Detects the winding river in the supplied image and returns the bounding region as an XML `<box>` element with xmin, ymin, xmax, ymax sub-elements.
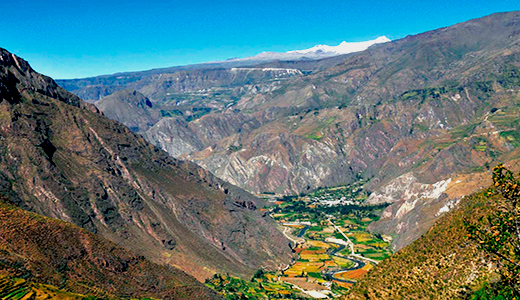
<box><xmin>325</xmin><ymin>242</ymin><xmax>366</xmax><ymax>284</ymax></box>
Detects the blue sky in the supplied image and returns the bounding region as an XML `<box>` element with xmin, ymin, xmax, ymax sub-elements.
<box><xmin>1</xmin><ymin>0</ymin><xmax>518</xmax><ymax>79</ymax></box>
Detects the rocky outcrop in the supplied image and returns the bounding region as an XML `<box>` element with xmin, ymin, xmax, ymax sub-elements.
<box><xmin>96</xmin><ymin>89</ymin><xmax>161</xmax><ymax>132</ymax></box>
<box><xmin>366</xmin><ymin>173</ymin><xmax>453</xmax><ymax>250</ymax></box>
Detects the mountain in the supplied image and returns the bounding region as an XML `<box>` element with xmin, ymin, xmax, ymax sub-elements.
<box><xmin>56</xmin><ymin>11</ymin><xmax>520</xmax><ymax>254</ymax></box>
<box><xmin>140</xmin><ymin>11</ymin><xmax>520</xmax><ymax>251</ymax></box>
<box><xmin>229</xmin><ymin>36</ymin><xmax>391</xmax><ymax>61</ymax></box>
<box><xmin>344</xmin><ymin>181</ymin><xmax>513</xmax><ymax>299</ymax></box>
<box><xmin>0</xmin><ymin>198</ymin><xmax>222</xmax><ymax>299</ymax></box>
<box><xmin>0</xmin><ymin>47</ymin><xmax>292</xmax><ymax>281</ymax></box>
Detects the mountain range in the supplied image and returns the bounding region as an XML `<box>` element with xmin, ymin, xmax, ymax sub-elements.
<box><xmin>56</xmin><ymin>37</ymin><xmax>390</xmax><ymax>102</ymax></box>
<box><xmin>0</xmin><ymin>47</ymin><xmax>292</xmax><ymax>291</ymax></box>
<box><xmin>57</xmin><ymin>11</ymin><xmax>520</xmax><ymax>253</ymax></box>
<box><xmin>2</xmin><ymin>9</ymin><xmax>520</xmax><ymax>300</ymax></box>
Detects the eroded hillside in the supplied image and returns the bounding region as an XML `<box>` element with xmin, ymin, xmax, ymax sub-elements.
<box><xmin>0</xmin><ymin>199</ymin><xmax>222</xmax><ymax>299</ymax></box>
<box><xmin>0</xmin><ymin>48</ymin><xmax>292</xmax><ymax>281</ymax></box>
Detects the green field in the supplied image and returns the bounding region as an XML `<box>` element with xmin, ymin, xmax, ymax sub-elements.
<box><xmin>209</xmin><ymin>182</ymin><xmax>393</xmax><ymax>298</ymax></box>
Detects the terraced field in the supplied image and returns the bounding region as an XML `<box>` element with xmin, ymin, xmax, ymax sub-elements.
<box><xmin>208</xmin><ymin>183</ymin><xmax>392</xmax><ymax>298</ymax></box>
<box><xmin>0</xmin><ymin>278</ymin><xmax>34</xmax><ymax>300</ymax></box>
<box><xmin>270</xmin><ymin>184</ymin><xmax>392</xmax><ymax>295</ymax></box>
<box><xmin>205</xmin><ymin>273</ymin><xmax>307</xmax><ymax>299</ymax></box>
<box><xmin>333</xmin><ymin>264</ymin><xmax>373</xmax><ymax>281</ymax></box>
<box><xmin>0</xmin><ymin>276</ymin><xmax>84</xmax><ymax>300</ymax></box>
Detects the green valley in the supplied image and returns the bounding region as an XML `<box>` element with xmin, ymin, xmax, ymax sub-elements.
<box><xmin>2</xmin><ymin>6</ymin><xmax>520</xmax><ymax>300</ymax></box>
<box><xmin>208</xmin><ymin>182</ymin><xmax>393</xmax><ymax>299</ymax></box>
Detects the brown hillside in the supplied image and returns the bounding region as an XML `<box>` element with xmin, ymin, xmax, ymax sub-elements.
<box><xmin>0</xmin><ymin>48</ymin><xmax>292</xmax><ymax>280</ymax></box>
<box><xmin>344</xmin><ymin>190</ymin><xmax>501</xmax><ymax>299</ymax></box>
<box><xmin>0</xmin><ymin>200</ymin><xmax>222</xmax><ymax>299</ymax></box>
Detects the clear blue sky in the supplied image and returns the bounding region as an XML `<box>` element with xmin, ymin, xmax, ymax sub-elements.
<box><xmin>1</xmin><ymin>0</ymin><xmax>518</xmax><ymax>79</ymax></box>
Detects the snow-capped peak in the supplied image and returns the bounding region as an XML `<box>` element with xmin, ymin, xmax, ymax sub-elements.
<box><xmin>223</xmin><ymin>36</ymin><xmax>391</xmax><ymax>63</ymax></box>
<box><xmin>287</xmin><ymin>36</ymin><xmax>391</xmax><ymax>55</ymax></box>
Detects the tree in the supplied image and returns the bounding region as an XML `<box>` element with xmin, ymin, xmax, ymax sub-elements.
<box><xmin>465</xmin><ymin>164</ymin><xmax>520</xmax><ymax>297</ymax></box>
<box><xmin>252</xmin><ymin>268</ymin><xmax>265</xmax><ymax>281</ymax></box>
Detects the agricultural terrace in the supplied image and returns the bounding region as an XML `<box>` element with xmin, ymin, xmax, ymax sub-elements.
<box><xmin>271</xmin><ymin>181</ymin><xmax>393</xmax><ymax>294</ymax></box>
<box><xmin>207</xmin><ymin>182</ymin><xmax>393</xmax><ymax>299</ymax></box>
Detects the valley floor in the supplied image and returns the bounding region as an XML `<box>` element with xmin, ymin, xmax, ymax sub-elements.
<box><xmin>208</xmin><ymin>182</ymin><xmax>393</xmax><ymax>299</ymax></box>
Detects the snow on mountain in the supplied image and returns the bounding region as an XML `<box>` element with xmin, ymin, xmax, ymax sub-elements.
<box><xmin>230</xmin><ymin>36</ymin><xmax>391</xmax><ymax>62</ymax></box>
<box><xmin>288</xmin><ymin>36</ymin><xmax>391</xmax><ymax>55</ymax></box>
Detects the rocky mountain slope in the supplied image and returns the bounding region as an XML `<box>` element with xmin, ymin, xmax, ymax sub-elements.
<box><xmin>57</xmin><ymin>12</ymin><xmax>520</xmax><ymax>253</ymax></box>
<box><xmin>0</xmin><ymin>48</ymin><xmax>292</xmax><ymax>281</ymax></box>
<box><xmin>0</xmin><ymin>198</ymin><xmax>222</xmax><ymax>299</ymax></box>
<box><xmin>143</xmin><ymin>11</ymin><xmax>520</xmax><ymax>251</ymax></box>
<box><xmin>344</xmin><ymin>186</ymin><xmax>505</xmax><ymax>299</ymax></box>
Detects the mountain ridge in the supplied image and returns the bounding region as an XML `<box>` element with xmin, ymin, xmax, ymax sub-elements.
<box><xmin>0</xmin><ymin>47</ymin><xmax>293</xmax><ymax>281</ymax></box>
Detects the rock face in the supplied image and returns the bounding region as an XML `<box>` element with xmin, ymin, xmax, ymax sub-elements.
<box><xmin>366</xmin><ymin>173</ymin><xmax>452</xmax><ymax>206</ymax></box>
<box><xmin>0</xmin><ymin>200</ymin><xmax>223</xmax><ymax>299</ymax></box>
<box><xmin>366</xmin><ymin>173</ymin><xmax>453</xmax><ymax>250</ymax></box>
<box><xmin>0</xmin><ymin>48</ymin><xmax>292</xmax><ymax>281</ymax></box>
<box><xmin>96</xmin><ymin>89</ymin><xmax>160</xmax><ymax>132</ymax></box>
